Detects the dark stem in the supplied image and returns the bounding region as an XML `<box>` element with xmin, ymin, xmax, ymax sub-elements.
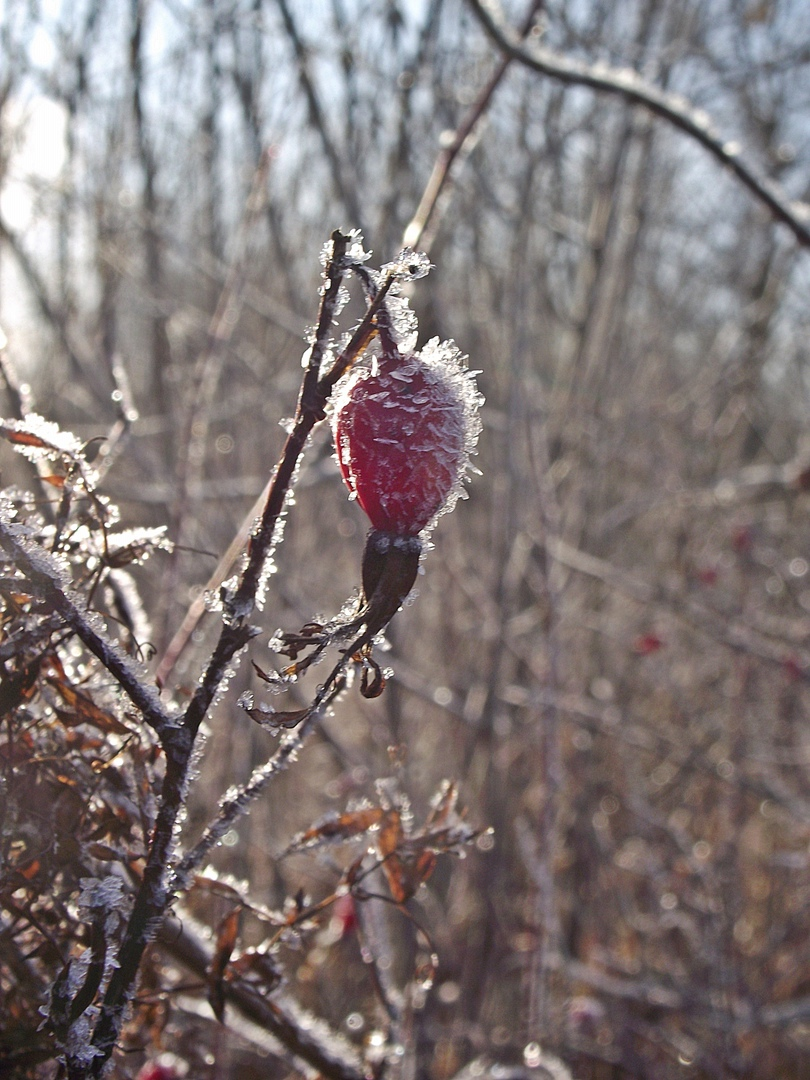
<box><xmin>84</xmin><ymin>737</ymin><xmax>190</xmax><ymax>1075</ymax></box>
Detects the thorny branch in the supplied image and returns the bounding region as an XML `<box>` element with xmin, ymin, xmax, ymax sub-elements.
<box><xmin>467</xmin><ymin>0</ymin><xmax>810</xmax><ymax>250</ymax></box>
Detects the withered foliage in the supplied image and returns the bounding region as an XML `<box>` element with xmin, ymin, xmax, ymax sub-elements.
<box><xmin>0</xmin><ymin>426</ymin><xmax>164</xmax><ymax>1073</ymax></box>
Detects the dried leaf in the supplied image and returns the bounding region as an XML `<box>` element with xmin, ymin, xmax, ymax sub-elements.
<box><xmin>382</xmin><ymin>848</ymin><xmax>437</xmax><ymax>904</ymax></box>
<box><xmin>360</xmin><ymin>655</ymin><xmax>386</xmax><ymax>698</ymax></box>
<box><xmin>47</xmin><ymin>677</ymin><xmax>131</xmax><ymax>735</ymax></box>
<box><xmin>243</xmin><ymin>703</ymin><xmax>312</xmax><ymax>730</ymax></box>
<box><xmin>0</xmin><ymin>426</ymin><xmax>55</xmax><ymax>450</ymax></box>
<box><xmin>229</xmin><ymin>948</ymin><xmax>281</xmax><ymax>991</ymax></box>
<box><xmin>376</xmin><ymin>809</ymin><xmax>403</xmax><ymax>859</ymax></box>
<box><xmin>17</xmin><ymin>858</ymin><xmax>41</xmax><ymax>881</ymax></box>
<box><xmin>426</xmin><ymin>780</ymin><xmax>460</xmax><ymax>828</ymax></box>
<box><xmin>0</xmin><ymin>415</ymin><xmax>83</xmax><ymax>461</ymax></box>
<box><xmin>193</xmin><ymin>875</ymin><xmax>247</xmax><ymax>904</ymax></box>
<box><xmin>252</xmin><ymin>660</ymin><xmax>279</xmax><ymax>684</ymax></box>
<box><xmin>86</xmin><ymin>842</ymin><xmax>122</xmax><ymax>862</ymax></box>
<box><xmin>0</xmin><ymin>659</ymin><xmax>41</xmax><ymax>716</ymax></box>
<box><xmin>283</xmin><ymin>806</ymin><xmax>387</xmax><ymax>856</ymax></box>
<box><xmin>104</xmin><ymin>543</ymin><xmax>152</xmax><ymax>569</ymax></box>
<box><xmin>207</xmin><ymin>907</ymin><xmax>241</xmax><ymax>1023</ymax></box>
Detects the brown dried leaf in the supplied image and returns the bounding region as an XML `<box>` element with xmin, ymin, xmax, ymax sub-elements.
<box><xmin>207</xmin><ymin>907</ymin><xmax>241</xmax><ymax>1023</ymax></box>
<box><xmin>382</xmin><ymin>848</ymin><xmax>437</xmax><ymax>904</ymax></box>
<box><xmin>193</xmin><ymin>875</ymin><xmax>248</xmax><ymax>903</ymax></box>
<box><xmin>229</xmin><ymin>948</ymin><xmax>281</xmax><ymax>992</ymax></box>
<box><xmin>243</xmin><ymin>703</ymin><xmax>312</xmax><ymax>730</ymax></box>
<box><xmin>86</xmin><ymin>842</ymin><xmax>122</xmax><ymax>862</ymax></box>
<box><xmin>376</xmin><ymin>809</ymin><xmax>403</xmax><ymax>859</ymax></box>
<box><xmin>0</xmin><ymin>426</ymin><xmax>55</xmax><ymax>450</ymax></box>
<box><xmin>284</xmin><ymin>806</ymin><xmax>387</xmax><ymax>856</ymax></box>
<box><xmin>47</xmin><ymin>677</ymin><xmax>132</xmax><ymax>735</ymax></box>
<box><xmin>251</xmin><ymin>661</ymin><xmax>279</xmax><ymax>684</ymax></box>
<box><xmin>104</xmin><ymin>543</ymin><xmax>151</xmax><ymax>569</ymax></box>
<box><xmin>360</xmin><ymin>656</ymin><xmax>386</xmax><ymax>698</ymax></box>
<box><xmin>0</xmin><ymin>660</ymin><xmax>41</xmax><ymax>716</ymax></box>
<box><xmin>425</xmin><ymin>780</ymin><xmax>459</xmax><ymax>828</ymax></box>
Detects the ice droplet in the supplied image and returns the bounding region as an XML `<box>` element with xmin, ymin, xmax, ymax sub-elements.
<box><xmin>524</xmin><ymin>1042</ymin><xmax>543</xmax><ymax>1068</ymax></box>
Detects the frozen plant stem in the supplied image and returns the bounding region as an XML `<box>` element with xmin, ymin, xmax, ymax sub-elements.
<box><xmin>49</xmin><ymin>231</ymin><xmax>392</xmax><ymax>1078</ymax></box>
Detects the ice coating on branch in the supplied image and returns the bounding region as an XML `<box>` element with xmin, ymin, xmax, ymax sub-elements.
<box><xmin>106</xmin><ymin>526</ymin><xmax>172</xmax><ymax>562</ymax></box>
<box><xmin>0</xmin><ymin>514</ymin><xmax>73</xmax><ymax>588</ymax></box>
<box><xmin>382</xmin><ymin>295</ymin><xmax>419</xmax><ymax>354</ymax></box>
<box><xmin>332</xmin><ymin>337</ymin><xmax>483</xmax><ymax>537</ymax></box>
<box><xmin>381</xmin><ymin>248</ymin><xmax>432</xmax><ymax>282</ymax></box>
<box><xmin>77</xmin><ymin>875</ymin><xmax>125</xmax><ymax>912</ymax></box>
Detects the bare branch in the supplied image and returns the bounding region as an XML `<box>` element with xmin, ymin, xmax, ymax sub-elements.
<box><xmin>466</xmin><ymin>0</ymin><xmax>810</xmax><ymax>249</ymax></box>
<box><xmin>403</xmin><ymin>0</ymin><xmax>546</xmax><ymax>252</ymax></box>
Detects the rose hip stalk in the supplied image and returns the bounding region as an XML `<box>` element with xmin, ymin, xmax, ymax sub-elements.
<box><xmin>333</xmin><ymin>337</ymin><xmax>482</xmax><ymax>636</ymax></box>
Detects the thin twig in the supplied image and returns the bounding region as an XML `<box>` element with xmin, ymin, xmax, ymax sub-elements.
<box><xmin>71</xmin><ymin>234</ymin><xmax>395</xmax><ymax>1076</ymax></box>
<box><xmin>161</xmin><ymin>148</ymin><xmax>272</xmax><ymax>640</ymax></box>
<box><xmin>156</xmin><ymin>258</ymin><xmax>393</xmax><ymax>689</ymax></box>
<box><xmin>274</xmin><ymin>0</ymin><xmax>365</xmax><ymax>231</ymax></box>
<box><xmin>403</xmin><ymin>0</ymin><xmax>546</xmax><ymax>252</ymax></box>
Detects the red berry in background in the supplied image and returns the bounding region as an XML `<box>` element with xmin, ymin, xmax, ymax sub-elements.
<box><xmin>633</xmin><ymin>632</ymin><xmax>664</xmax><ymax>655</ymax></box>
<box><xmin>697</xmin><ymin>566</ymin><xmax>718</xmax><ymax>586</ymax></box>
<box><xmin>732</xmin><ymin>525</ymin><xmax>753</xmax><ymax>553</ymax></box>
<box><xmin>332</xmin><ymin>338</ymin><xmax>482</xmax><ymax>634</ymax></box>
<box><xmin>331</xmin><ymin>892</ymin><xmax>358</xmax><ymax>939</ymax></box>
<box><xmin>783</xmin><ymin>656</ymin><xmax>805</xmax><ymax>682</ymax></box>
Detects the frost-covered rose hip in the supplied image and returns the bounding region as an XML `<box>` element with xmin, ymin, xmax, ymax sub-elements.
<box><xmin>333</xmin><ymin>340</ymin><xmax>480</xmax><ymax>536</ymax></box>
<box><xmin>332</xmin><ymin>339</ymin><xmax>482</xmax><ymax>633</ymax></box>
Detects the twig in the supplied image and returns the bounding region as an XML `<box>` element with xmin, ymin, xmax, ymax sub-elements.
<box><xmin>156</xmin><ymin>250</ymin><xmax>393</xmax><ymax>689</ymax></box>
<box><xmin>0</xmin><ymin>324</ymin><xmax>33</xmax><ymax>420</ymax></box>
<box><xmin>403</xmin><ymin>0</ymin><xmax>546</xmax><ymax>252</ymax></box>
<box><xmin>161</xmin><ymin>148</ymin><xmax>272</xmax><ymax>642</ymax></box>
<box><xmin>173</xmin><ymin>692</ymin><xmax>327</xmax><ymax>891</ymax></box>
<box><xmin>524</xmin><ymin>354</ymin><xmax>565</xmax><ymax>1043</ymax></box>
<box><xmin>0</xmin><ymin>326</ymin><xmax>55</xmax><ymax>519</ymax></box>
<box><xmin>466</xmin><ymin>0</ymin><xmax>810</xmax><ymax>249</ymax></box>
<box><xmin>0</xmin><ymin>219</ymin><xmax>108</xmax><ymax>401</ymax></box>
<box><xmin>154</xmin><ymin>476</ymin><xmax>272</xmax><ymax>687</ymax></box>
<box><xmin>274</xmin><ymin>0</ymin><xmax>365</xmax><ymax>231</ymax></box>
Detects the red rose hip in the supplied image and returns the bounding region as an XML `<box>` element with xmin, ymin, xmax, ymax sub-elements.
<box><xmin>334</xmin><ymin>351</ymin><xmax>468</xmax><ymax>535</ymax></box>
<box><xmin>332</xmin><ymin>339</ymin><xmax>481</xmax><ymax>633</ymax></box>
